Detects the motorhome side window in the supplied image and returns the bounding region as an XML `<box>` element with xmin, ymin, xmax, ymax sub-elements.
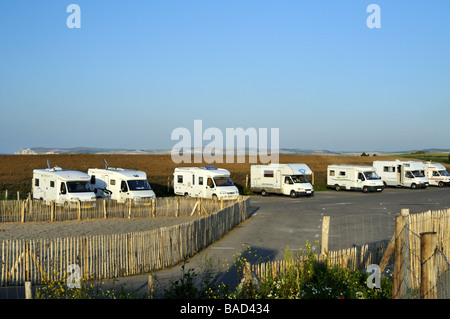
<box><xmin>207</xmin><ymin>178</ymin><xmax>213</xmax><ymax>188</ymax></box>
<box><xmin>110</xmin><ymin>179</ymin><xmax>116</xmax><ymax>185</ymax></box>
<box><xmin>50</xmin><ymin>181</ymin><xmax>55</xmax><ymax>188</ymax></box>
<box><xmin>329</xmin><ymin>170</ymin><xmax>335</xmax><ymax>176</ymax></box>
<box><xmin>177</xmin><ymin>175</ymin><xmax>183</xmax><ymax>183</ymax></box>
<box><xmin>358</xmin><ymin>173</ymin><xmax>365</xmax><ymax>180</ymax></box>
<box><xmin>60</xmin><ymin>183</ymin><xmax>66</xmax><ymax>194</ymax></box>
<box><xmin>384</xmin><ymin>166</ymin><xmax>395</xmax><ymax>172</ymax></box>
<box><xmin>264</xmin><ymin>170</ymin><xmax>274</xmax><ymax>178</ymax></box>
<box><xmin>339</xmin><ymin>171</ymin><xmax>345</xmax><ymax>176</ymax></box>
<box><xmin>199</xmin><ymin>177</ymin><xmax>203</xmax><ymax>185</ymax></box>
<box><xmin>35</xmin><ymin>178</ymin><xmax>39</xmax><ymax>187</ymax></box>
<box><xmin>90</xmin><ymin>175</ymin><xmax>96</xmax><ymax>184</ymax></box>
<box><xmin>121</xmin><ymin>181</ymin><xmax>128</xmax><ymax>192</ymax></box>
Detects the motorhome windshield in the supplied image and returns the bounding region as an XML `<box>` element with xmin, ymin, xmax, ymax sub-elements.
<box><xmin>438</xmin><ymin>170</ymin><xmax>450</xmax><ymax>176</ymax></box>
<box><xmin>411</xmin><ymin>170</ymin><xmax>425</xmax><ymax>177</ymax></box>
<box><xmin>364</xmin><ymin>171</ymin><xmax>381</xmax><ymax>180</ymax></box>
<box><xmin>127</xmin><ymin>180</ymin><xmax>152</xmax><ymax>191</ymax></box>
<box><xmin>213</xmin><ymin>177</ymin><xmax>234</xmax><ymax>187</ymax></box>
<box><xmin>291</xmin><ymin>175</ymin><xmax>309</xmax><ymax>183</ymax></box>
<box><xmin>67</xmin><ymin>181</ymin><xmax>92</xmax><ymax>193</ymax></box>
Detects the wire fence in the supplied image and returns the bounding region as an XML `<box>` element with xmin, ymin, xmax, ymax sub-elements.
<box><xmin>251</xmin><ymin>208</ymin><xmax>450</xmax><ymax>299</ymax></box>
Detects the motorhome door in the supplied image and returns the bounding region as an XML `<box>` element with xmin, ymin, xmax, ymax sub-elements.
<box><xmin>397</xmin><ymin>165</ymin><xmax>403</xmax><ymax>185</ymax></box>
<box><xmin>275</xmin><ymin>170</ymin><xmax>281</xmax><ymax>189</ymax></box>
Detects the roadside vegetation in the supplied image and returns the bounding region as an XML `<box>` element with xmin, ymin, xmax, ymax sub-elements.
<box><xmin>34</xmin><ymin>242</ymin><xmax>392</xmax><ymax>299</ymax></box>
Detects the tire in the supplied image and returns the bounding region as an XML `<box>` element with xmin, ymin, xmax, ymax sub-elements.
<box><xmin>363</xmin><ymin>186</ymin><xmax>369</xmax><ymax>193</ymax></box>
<box><xmin>261</xmin><ymin>190</ymin><xmax>267</xmax><ymax>197</ymax></box>
<box><xmin>438</xmin><ymin>181</ymin><xmax>444</xmax><ymax>187</ymax></box>
<box><xmin>290</xmin><ymin>190</ymin><xmax>297</xmax><ymax>198</ymax></box>
<box><xmin>411</xmin><ymin>183</ymin><xmax>417</xmax><ymax>189</ymax></box>
<box><xmin>334</xmin><ymin>184</ymin><xmax>341</xmax><ymax>191</ymax></box>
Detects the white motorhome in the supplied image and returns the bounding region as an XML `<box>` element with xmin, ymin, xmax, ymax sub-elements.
<box><xmin>423</xmin><ymin>162</ymin><xmax>450</xmax><ymax>187</ymax></box>
<box><xmin>173</xmin><ymin>166</ymin><xmax>239</xmax><ymax>200</ymax></box>
<box><xmin>88</xmin><ymin>163</ymin><xmax>156</xmax><ymax>203</ymax></box>
<box><xmin>373</xmin><ymin>160</ymin><xmax>429</xmax><ymax>189</ymax></box>
<box><xmin>32</xmin><ymin>163</ymin><xmax>96</xmax><ymax>205</ymax></box>
<box><xmin>250</xmin><ymin>163</ymin><xmax>314</xmax><ymax>198</ymax></box>
<box><xmin>327</xmin><ymin>165</ymin><xmax>384</xmax><ymax>193</ymax></box>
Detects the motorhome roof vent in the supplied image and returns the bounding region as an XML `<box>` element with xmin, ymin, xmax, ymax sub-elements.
<box><xmin>203</xmin><ymin>165</ymin><xmax>217</xmax><ymax>170</ymax></box>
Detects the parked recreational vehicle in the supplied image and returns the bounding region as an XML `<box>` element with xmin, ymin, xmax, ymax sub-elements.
<box><xmin>327</xmin><ymin>165</ymin><xmax>384</xmax><ymax>193</ymax></box>
<box><xmin>423</xmin><ymin>162</ymin><xmax>450</xmax><ymax>187</ymax></box>
<box><xmin>173</xmin><ymin>166</ymin><xmax>239</xmax><ymax>200</ymax></box>
<box><xmin>373</xmin><ymin>160</ymin><xmax>429</xmax><ymax>189</ymax></box>
<box><xmin>88</xmin><ymin>162</ymin><xmax>155</xmax><ymax>203</ymax></box>
<box><xmin>32</xmin><ymin>162</ymin><xmax>96</xmax><ymax>205</ymax></box>
<box><xmin>250</xmin><ymin>163</ymin><xmax>314</xmax><ymax>198</ymax></box>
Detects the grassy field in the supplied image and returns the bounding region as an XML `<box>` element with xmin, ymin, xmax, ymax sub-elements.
<box><xmin>1</xmin><ymin>154</ymin><xmax>448</xmax><ymax>199</ymax></box>
<box><xmin>393</xmin><ymin>152</ymin><xmax>450</xmax><ymax>164</ymax></box>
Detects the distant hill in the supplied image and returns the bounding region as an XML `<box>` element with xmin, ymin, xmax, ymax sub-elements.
<box><xmin>13</xmin><ymin>146</ymin><xmax>449</xmax><ymax>156</ymax></box>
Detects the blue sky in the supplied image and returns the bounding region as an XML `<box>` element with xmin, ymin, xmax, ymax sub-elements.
<box><xmin>1</xmin><ymin>1</ymin><xmax>449</xmax><ymax>154</ymax></box>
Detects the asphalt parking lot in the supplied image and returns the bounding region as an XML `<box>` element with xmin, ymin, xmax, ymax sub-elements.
<box><xmin>106</xmin><ymin>186</ymin><xmax>450</xmax><ymax>295</ymax></box>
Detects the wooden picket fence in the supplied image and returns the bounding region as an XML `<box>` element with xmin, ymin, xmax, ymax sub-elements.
<box><xmin>0</xmin><ymin>196</ymin><xmax>235</xmax><ymax>223</ymax></box>
<box><xmin>0</xmin><ymin>197</ymin><xmax>250</xmax><ymax>286</ymax></box>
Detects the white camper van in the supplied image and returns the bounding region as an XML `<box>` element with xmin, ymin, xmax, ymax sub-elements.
<box><xmin>423</xmin><ymin>162</ymin><xmax>450</xmax><ymax>187</ymax></box>
<box><xmin>373</xmin><ymin>160</ymin><xmax>429</xmax><ymax>189</ymax></box>
<box><xmin>173</xmin><ymin>166</ymin><xmax>239</xmax><ymax>200</ymax></box>
<box><xmin>327</xmin><ymin>165</ymin><xmax>384</xmax><ymax>193</ymax></box>
<box><xmin>250</xmin><ymin>163</ymin><xmax>314</xmax><ymax>198</ymax></box>
<box><xmin>88</xmin><ymin>163</ymin><xmax>155</xmax><ymax>203</ymax></box>
<box><xmin>32</xmin><ymin>163</ymin><xmax>96</xmax><ymax>205</ymax></box>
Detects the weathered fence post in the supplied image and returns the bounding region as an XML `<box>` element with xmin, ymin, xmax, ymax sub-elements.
<box><xmin>176</xmin><ymin>197</ymin><xmax>180</xmax><ymax>217</ymax></box>
<box><xmin>128</xmin><ymin>199</ymin><xmax>132</xmax><ymax>219</ymax></box>
<box><xmin>50</xmin><ymin>200</ymin><xmax>55</xmax><ymax>222</ymax></box>
<box><xmin>148</xmin><ymin>274</ymin><xmax>154</xmax><ymax>299</ymax></box>
<box><xmin>21</xmin><ymin>200</ymin><xmax>25</xmax><ymax>223</ymax></box>
<box><xmin>77</xmin><ymin>200</ymin><xmax>81</xmax><ymax>220</ymax></box>
<box><xmin>152</xmin><ymin>198</ymin><xmax>156</xmax><ymax>217</ymax></box>
<box><xmin>420</xmin><ymin>232</ymin><xmax>437</xmax><ymax>299</ymax></box>
<box><xmin>320</xmin><ymin>216</ymin><xmax>330</xmax><ymax>262</ymax></box>
<box><xmin>103</xmin><ymin>199</ymin><xmax>107</xmax><ymax>219</ymax></box>
<box><xmin>25</xmin><ymin>281</ymin><xmax>33</xmax><ymax>299</ymax></box>
<box><xmin>393</xmin><ymin>214</ymin><xmax>408</xmax><ymax>299</ymax></box>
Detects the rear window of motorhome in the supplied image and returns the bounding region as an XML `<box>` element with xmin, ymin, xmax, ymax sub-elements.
<box><xmin>90</xmin><ymin>176</ymin><xmax>96</xmax><ymax>184</ymax></box>
<box><xmin>178</xmin><ymin>175</ymin><xmax>183</xmax><ymax>183</ymax></box>
<box><xmin>35</xmin><ymin>179</ymin><xmax>39</xmax><ymax>187</ymax></box>
<box><xmin>199</xmin><ymin>177</ymin><xmax>203</xmax><ymax>185</ymax></box>
<box><xmin>264</xmin><ymin>170</ymin><xmax>274</xmax><ymax>177</ymax></box>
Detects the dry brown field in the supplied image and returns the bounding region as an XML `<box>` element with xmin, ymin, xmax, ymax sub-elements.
<box><xmin>0</xmin><ymin>154</ymin><xmax>417</xmax><ymax>198</ymax></box>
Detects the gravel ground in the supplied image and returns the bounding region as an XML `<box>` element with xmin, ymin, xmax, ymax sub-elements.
<box><xmin>0</xmin><ymin>216</ymin><xmax>201</xmax><ymax>240</ymax></box>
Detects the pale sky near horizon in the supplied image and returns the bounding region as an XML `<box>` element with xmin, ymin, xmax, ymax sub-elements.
<box><xmin>1</xmin><ymin>1</ymin><xmax>449</xmax><ymax>154</ymax></box>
